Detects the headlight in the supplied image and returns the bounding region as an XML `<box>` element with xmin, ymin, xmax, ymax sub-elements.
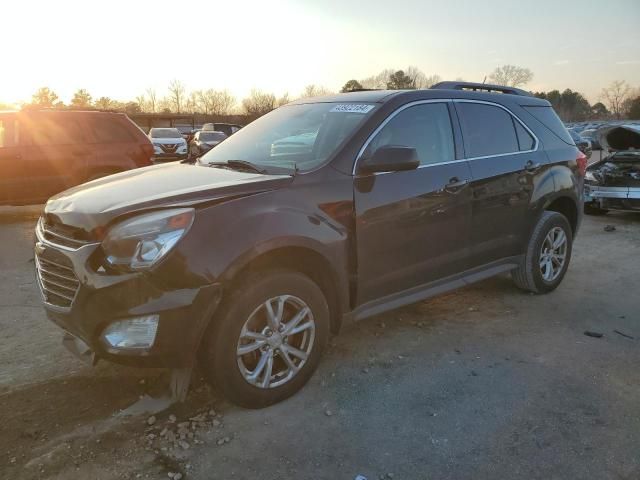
<box><xmin>102</xmin><ymin>208</ymin><xmax>194</xmax><ymax>271</ymax></box>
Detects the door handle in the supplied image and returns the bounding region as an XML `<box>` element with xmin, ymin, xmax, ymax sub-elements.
<box><xmin>524</xmin><ymin>160</ymin><xmax>541</xmax><ymax>172</ymax></box>
<box><xmin>444</xmin><ymin>177</ymin><xmax>469</xmax><ymax>193</ymax></box>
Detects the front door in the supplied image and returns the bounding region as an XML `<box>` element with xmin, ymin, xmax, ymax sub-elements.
<box><xmin>354</xmin><ymin>101</ymin><xmax>473</xmax><ymax>305</ymax></box>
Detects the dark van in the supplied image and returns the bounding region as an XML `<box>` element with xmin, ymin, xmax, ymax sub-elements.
<box><xmin>0</xmin><ymin>110</ymin><xmax>153</xmax><ymax>205</ymax></box>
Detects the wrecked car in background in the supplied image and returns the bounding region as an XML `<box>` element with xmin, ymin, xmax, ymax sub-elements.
<box><xmin>584</xmin><ymin>124</ymin><xmax>640</xmax><ymax>214</ymax></box>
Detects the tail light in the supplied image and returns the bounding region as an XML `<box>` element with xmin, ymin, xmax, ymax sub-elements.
<box><xmin>139</xmin><ymin>143</ymin><xmax>155</xmax><ymax>166</ymax></box>
<box><xmin>576</xmin><ymin>150</ymin><xmax>587</xmax><ymax>177</ymax></box>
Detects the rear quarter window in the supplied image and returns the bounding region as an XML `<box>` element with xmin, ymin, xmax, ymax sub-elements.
<box><xmin>28</xmin><ymin>115</ymin><xmax>85</xmax><ymax>146</ymax></box>
<box><xmin>523</xmin><ymin>106</ymin><xmax>573</xmax><ymax>145</ymax></box>
<box><xmin>88</xmin><ymin>116</ymin><xmax>136</xmax><ymax>143</ymax></box>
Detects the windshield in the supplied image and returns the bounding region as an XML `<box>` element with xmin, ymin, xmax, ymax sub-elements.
<box><xmin>150</xmin><ymin>128</ymin><xmax>183</xmax><ymax>139</ymax></box>
<box><xmin>200</xmin><ymin>131</ymin><xmax>227</xmax><ymax>142</ymax></box>
<box><xmin>199</xmin><ymin>102</ymin><xmax>376</xmax><ymax>172</ymax></box>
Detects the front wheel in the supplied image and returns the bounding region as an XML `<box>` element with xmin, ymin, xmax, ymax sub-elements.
<box><xmin>512</xmin><ymin>211</ymin><xmax>573</xmax><ymax>294</ymax></box>
<box><xmin>200</xmin><ymin>270</ymin><xmax>329</xmax><ymax>408</ymax></box>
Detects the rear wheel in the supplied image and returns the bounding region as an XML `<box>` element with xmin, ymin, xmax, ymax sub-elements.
<box><xmin>200</xmin><ymin>270</ymin><xmax>329</xmax><ymax>408</ymax></box>
<box><xmin>512</xmin><ymin>211</ymin><xmax>573</xmax><ymax>294</ymax></box>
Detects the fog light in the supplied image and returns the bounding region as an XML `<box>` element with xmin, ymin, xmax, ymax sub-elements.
<box><xmin>102</xmin><ymin>315</ymin><xmax>159</xmax><ymax>349</ymax></box>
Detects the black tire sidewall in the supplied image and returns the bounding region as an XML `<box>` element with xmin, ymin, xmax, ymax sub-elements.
<box><xmin>203</xmin><ymin>270</ymin><xmax>329</xmax><ymax>408</ymax></box>
<box><xmin>530</xmin><ymin>213</ymin><xmax>573</xmax><ymax>293</ymax></box>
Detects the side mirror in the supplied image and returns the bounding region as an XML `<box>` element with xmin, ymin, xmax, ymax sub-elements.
<box><xmin>358</xmin><ymin>145</ymin><xmax>419</xmax><ymax>174</ymax></box>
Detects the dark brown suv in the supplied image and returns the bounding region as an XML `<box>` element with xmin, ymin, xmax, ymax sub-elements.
<box><xmin>0</xmin><ymin>110</ymin><xmax>153</xmax><ymax>205</ymax></box>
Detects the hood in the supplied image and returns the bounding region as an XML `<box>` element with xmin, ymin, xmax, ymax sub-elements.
<box><xmin>150</xmin><ymin>137</ymin><xmax>186</xmax><ymax>145</ymax></box>
<box><xmin>597</xmin><ymin>124</ymin><xmax>640</xmax><ymax>152</ymax></box>
<box><xmin>45</xmin><ymin>162</ymin><xmax>293</xmax><ymax>232</ymax></box>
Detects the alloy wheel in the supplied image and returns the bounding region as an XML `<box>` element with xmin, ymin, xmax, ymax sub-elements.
<box><xmin>539</xmin><ymin>226</ymin><xmax>568</xmax><ymax>282</ymax></box>
<box><xmin>236</xmin><ymin>295</ymin><xmax>316</xmax><ymax>389</ymax></box>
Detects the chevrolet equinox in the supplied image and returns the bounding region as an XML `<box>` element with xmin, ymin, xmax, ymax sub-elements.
<box><xmin>35</xmin><ymin>82</ymin><xmax>585</xmax><ymax>408</ymax></box>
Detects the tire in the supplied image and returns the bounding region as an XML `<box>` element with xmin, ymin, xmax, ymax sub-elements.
<box><xmin>512</xmin><ymin>211</ymin><xmax>573</xmax><ymax>294</ymax></box>
<box><xmin>584</xmin><ymin>204</ymin><xmax>608</xmax><ymax>216</ymax></box>
<box><xmin>200</xmin><ymin>270</ymin><xmax>330</xmax><ymax>408</ymax></box>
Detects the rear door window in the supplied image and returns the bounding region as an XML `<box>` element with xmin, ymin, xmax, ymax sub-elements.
<box><xmin>366</xmin><ymin>102</ymin><xmax>455</xmax><ymax>166</ymax></box>
<box><xmin>513</xmin><ymin>119</ymin><xmax>535</xmax><ymax>151</ymax></box>
<box><xmin>456</xmin><ymin>102</ymin><xmax>520</xmax><ymax>157</ymax></box>
<box><xmin>88</xmin><ymin>116</ymin><xmax>135</xmax><ymax>143</ymax></box>
<box><xmin>28</xmin><ymin>115</ymin><xmax>84</xmax><ymax>146</ymax></box>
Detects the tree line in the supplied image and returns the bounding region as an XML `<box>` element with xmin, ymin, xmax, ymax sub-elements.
<box><xmin>19</xmin><ymin>65</ymin><xmax>640</xmax><ymax>121</ymax></box>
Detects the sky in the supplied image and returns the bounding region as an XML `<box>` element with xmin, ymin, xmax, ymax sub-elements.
<box><xmin>1</xmin><ymin>0</ymin><xmax>639</xmax><ymax>106</ymax></box>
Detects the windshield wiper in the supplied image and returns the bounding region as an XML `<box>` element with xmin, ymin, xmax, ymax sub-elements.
<box><xmin>206</xmin><ymin>160</ymin><xmax>268</xmax><ymax>174</ymax></box>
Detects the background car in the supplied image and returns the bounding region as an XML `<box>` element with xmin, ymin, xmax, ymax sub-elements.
<box><xmin>189</xmin><ymin>130</ymin><xmax>227</xmax><ymax>157</ymax></box>
<box><xmin>580</xmin><ymin>128</ymin><xmax>602</xmax><ymax>150</ymax></box>
<box><xmin>569</xmin><ymin>128</ymin><xmax>592</xmax><ymax>159</ymax></box>
<box><xmin>0</xmin><ymin>110</ymin><xmax>153</xmax><ymax>205</ymax></box>
<box><xmin>148</xmin><ymin>127</ymin><xmax>188</xmax><ymax>162</ymax></box>
<box><xmin>201</xmin><ymin>122</ymin><xmax>243</xmax><ymax>137</ymax></box>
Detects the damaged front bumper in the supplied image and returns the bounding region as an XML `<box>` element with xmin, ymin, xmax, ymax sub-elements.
<box><xmin>35</xmin><ymin>228</ymin><xmax>222</xmax><ymax>368</ymax></box>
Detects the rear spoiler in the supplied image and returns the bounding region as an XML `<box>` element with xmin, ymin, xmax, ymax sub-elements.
<box><xmin>431</xmin><ymin>81</ymin><xmax>532</xmax><ymax>97</ymax></box>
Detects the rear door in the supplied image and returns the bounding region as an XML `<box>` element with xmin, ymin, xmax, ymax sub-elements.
<box><xmin>354</xmin><ymin>101</ymin><xmax>473</xmax><ymax>305</ymax></box>
<box><xmin>454</xmin><ymin>100</ymin><xmax>546</xmax><ymax>267</ymax></box>
<box><xmin>0</xmin><ymin>114</ymin><xmax>26</xmax><ymax>204</ymax></box>
<box><xmin>22</xmin><ymin>113</ymin><xmax>92</xmax><ymax>200</ymax></box>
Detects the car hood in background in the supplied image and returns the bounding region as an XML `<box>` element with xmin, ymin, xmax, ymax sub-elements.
<box><xmin>45</xmin><ymin>162</ymin><xmax>293</xmax><ymax>232</ymax></box>
<box><xmin>597</xmin><ymin>124</ymin><xmax>640</xmax><ymax>152</ymax></box>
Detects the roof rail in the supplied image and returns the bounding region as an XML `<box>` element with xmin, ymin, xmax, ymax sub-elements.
<box><xmin>430</xmin><ymin>81</ymin><xmax>532</xmax><ymax>97</ymax></box>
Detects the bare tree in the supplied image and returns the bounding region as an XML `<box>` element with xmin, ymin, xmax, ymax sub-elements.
<box><xmin>185</xmin><ymin>91</ymin><xmax>200</xmax><ymax>114</ymax></box>
<box><xmin>168</xmin><ymin>80</ymin><xmax>186</xmax><ymax>113</ymax></box>
<box><xmin>242</xmin><ymin>89</ymin><xmax>276</xmax><ymax>116</ymax></box>
<box><xmin>145</xmin><ymin>88</ymin><xmax>157</xmax><ymax>113</ymax></box>
<box><xmin>300</xmin><ymin>85</ymin><xmax>333</xmax><ymax>99</ymax></box>
<box><xmin>211</xmin><ymin>90</ymin><xmax>236</xmax><ymax>115</ymax></box>
<box><xmin>134</xmin><ymin>94</ymin><xmax>147</xmax><ymax>112</ymax></box>
<box><xmin>488</xmin><ymin>65</ymin><xmax>533</xmax><ymax>87</ymax></box>
<box><xmin>360</xmin><ymin>69</ymin><xmax>395</xmax><ymax>89</ymax></box>
<box><xmin>601</xmin><ymin>80</ymin><xmax>632</xmax><ymax>119</ymax></box>
<box><xmin>277</xmin><ymin>92</ymin><xmax>290</xmax><ymax>107</ymax></box>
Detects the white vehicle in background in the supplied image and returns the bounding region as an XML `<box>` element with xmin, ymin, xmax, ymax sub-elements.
<box><xmin>148</xmin><ymin>128</ymin><xmax>188</xmax><ymax>162</ymax></box>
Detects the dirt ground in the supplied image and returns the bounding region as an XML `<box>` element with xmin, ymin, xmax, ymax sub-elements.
<box><xmin>1</xmin><ymin>206</ymin><xmax>639</xmax><ymax>480</ymax></box>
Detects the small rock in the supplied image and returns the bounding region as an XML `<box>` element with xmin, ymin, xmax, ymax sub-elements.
<box><xmin>604</xmin><ymin>225</ymin><xmax>616</xmax><ymax>232</ymax></box>
<box><xmin>147</xmin><ymin>416</ymin><xmax>156</xmax><ymax>426</ymax></box>
<box><xmin>212</xmin><ymin>419</ymin><xmax>221</xmax><ymax>427</ymax></box>
<box><xmin>379</xmin><ymin>322</ymin><xmax>386</xmax><ymax>328</ymax></box>
<box><xmin>139</xmin><ymin>379</ymin><xmax>145</xmax><ymax>385</ymax></box>
<box><xmin>362</xmin><ymin>368</ymin><xmax>369</xmax><ymax>373</ymax></box>
<box><xmin>178</xmin><ymin>440</ymin><xmax>190</xmax><ymax>450</ymax></box>
<box><xmin>177</xmin><ymin>421</ymin><xmax>190</xmax><ymax>429</ymax></box>
<box><xmin>224</xmin><ymin>436</ymin><xmax>231</xmax><ymax>443</ymax></box>
<box><xmin>217</xmin><ymin>438</ymin><xmax>225</xmax><ymax>446</ymax></box>
<box><xmin>208</xmin><ymin>409</ymin><xmax>216</xmax><ymax>417</ymax></box>
<box><xmin>325</xmin><ymin>410</ymin><xmax>333</xmax><ymax>417</ymax></box>
<box><xmin>168</xmin><ymin>414</ymin><xmax>177</xmax><ymax>423</ymax></box>
<box><xmin>470</xmin><ymin>370</ymin><xmax>479</xmax><ymax>377</ymax></box>
<box><xmin>160</xmin><ymin>428</ymin><xmax>168</xmax><ymax>437</ymax></box>
<box><xmin>174</xmin><ymin>474</ymin><xmax>183</xmax><ymax>480</ymax></box>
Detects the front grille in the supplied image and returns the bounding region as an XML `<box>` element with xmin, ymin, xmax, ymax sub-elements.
<box><xmin>160</xmin><ymin>143</ymin><xmax>178</xmax><ymax>153</ymax></box>
<box><xmin>40</xmin><ymin>218</ymin><xmax>91</xmax><ymax>250</ymax></box>
<box><xmin>35</xmin><ymin>254</ymin><xmax>80</xmax><ymax>309</ymax></box>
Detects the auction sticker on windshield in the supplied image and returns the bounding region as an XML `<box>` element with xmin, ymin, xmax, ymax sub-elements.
<box><xmin>330</xmin><ymin>104</ymin><xmax>375</xmax><ymax>114</ymax></box>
